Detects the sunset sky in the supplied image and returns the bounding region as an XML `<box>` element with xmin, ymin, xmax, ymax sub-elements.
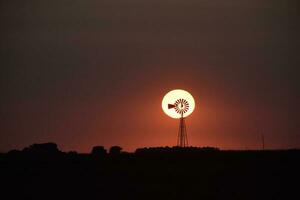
<box><xmin>1</xmin><ymin>0</ymin><xmax>299</xmax><ymax>152</ymax></box>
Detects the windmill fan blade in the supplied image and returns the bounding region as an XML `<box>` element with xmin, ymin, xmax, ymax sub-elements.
<box><xmin>168</xmin><ymin>104</ymin><xmax>175</xmax><ymax>109</ymax></box>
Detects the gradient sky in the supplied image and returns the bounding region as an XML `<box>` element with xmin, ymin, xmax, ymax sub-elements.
<box><xmin>1</xmin><ymin>0</ymin><xmax>299</xmax><ymax>152</ymax></box>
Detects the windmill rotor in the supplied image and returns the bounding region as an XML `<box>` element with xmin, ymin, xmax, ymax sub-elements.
<box><xmin>174</xmin><ymin>98</ymin><xmax>190</xmax><ymax>115</ymax></box>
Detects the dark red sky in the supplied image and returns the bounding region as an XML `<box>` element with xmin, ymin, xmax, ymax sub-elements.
<box><xmin>1</xmin><ymin>0</ymin><xmax>299</xmax><ymax>152</ymax></box>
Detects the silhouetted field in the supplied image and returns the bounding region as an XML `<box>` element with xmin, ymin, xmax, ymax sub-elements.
<box><xmin>0</xmin><ymin>143</ymin><xmax>299</xmax><ymax>200</ymax></box>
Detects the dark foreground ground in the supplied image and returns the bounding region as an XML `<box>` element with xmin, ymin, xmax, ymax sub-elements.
<box><xmin>0</xmin><ymin>145</ymin><xmax>299</xmax><ymax>200</ymax></box>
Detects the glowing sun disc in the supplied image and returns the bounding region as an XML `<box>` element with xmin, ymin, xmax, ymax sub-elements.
<box><xmin>162</xmin><ymin>89</ymin><xmax>195</xmax><ymax>119</ymax></box>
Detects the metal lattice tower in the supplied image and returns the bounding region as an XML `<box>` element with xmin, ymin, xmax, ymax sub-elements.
<box><xmin>177</xmin><ymin>114</ymin><xmax>188</xmax><ymax>147</ymax></box>
<box><xmin>171</xmin><ymin>98</ymin><xmax>189</xmax><ymax>147</ymax></box>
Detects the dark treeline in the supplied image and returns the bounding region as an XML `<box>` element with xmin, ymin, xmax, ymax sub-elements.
<box><xmin>4</xmin><ymin>142</ymin><xmax>220</xmax><ymax>155</ymax></box>
<box><xmin>0</xmin><ymin>143</ymin><xmax>299</xmax><ymax>200</ymax></box>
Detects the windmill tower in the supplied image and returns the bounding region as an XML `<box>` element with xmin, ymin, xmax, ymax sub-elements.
<box><xmin>162</xmin><ymin>89</ymin><xmax>195</xmax><ymax>147</ymax></box>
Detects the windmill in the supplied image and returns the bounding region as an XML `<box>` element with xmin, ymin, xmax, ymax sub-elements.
<box><xmin>162</xmin><ymin>89</ymin><xmax>195</xmax><ymax>147</ymax></box>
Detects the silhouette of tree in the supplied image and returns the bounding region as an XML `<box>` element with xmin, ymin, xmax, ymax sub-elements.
<box><xmin>67</xmin><ymin>151</ymin><xmax>78</xmax><ymax>155</ymax></box>
<box><xmin>7</xmin><ymin>149</ymin><xmax>21</xmax><ymax>155</ymax></box>
<box><xmin>109</xmin><ymin>146</ymin><xmax>122</xmax><ymax>155</ymax></box>
<box><xmin>91</xmin><ymin>146</ymin><xmax>107</xmax><ymax>156</ymax></box>
<box><xmin>135</xmin><ymin>146</ymin><xmax>220</xmax><ymax>154</ymax></box>
<box><xmin>22</xmin><ymin>142</ymin><xmax>60</xmax><ymax>154</ymax></box>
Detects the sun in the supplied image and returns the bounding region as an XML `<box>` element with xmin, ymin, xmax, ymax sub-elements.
<box><xmin>162</xmin><ymin>89</ymin><xmax>195</xmax><ymax>119</ymax></box>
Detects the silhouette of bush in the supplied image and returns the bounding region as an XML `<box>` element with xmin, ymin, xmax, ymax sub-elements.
<box><xmin>67</xmin><ymin>151</ymin><xmax>78</xmax><ymax>155</ymax></box>
<box><xmin>135</xmin><ymin>146</ymin><xmax>220</xmax><ymax>154</ymax></box>
<box><xmin>109</xmin><ymin>146</ymin><xmax>122</xmax><ymax>155</ymax></box>
<box><xmin>7</xmin><ymin>149</ymin><xmax>21</xmax><ymax>155</ymax></box>
<box><xmin>22</xmin><ymin>143</ymin><xmax>60</xmax><ymax>154</ymax></box>
<box><xmin>91</xmin><ymin>146</ymin><xmax>107</xmax><ymax>156</ymax></box>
